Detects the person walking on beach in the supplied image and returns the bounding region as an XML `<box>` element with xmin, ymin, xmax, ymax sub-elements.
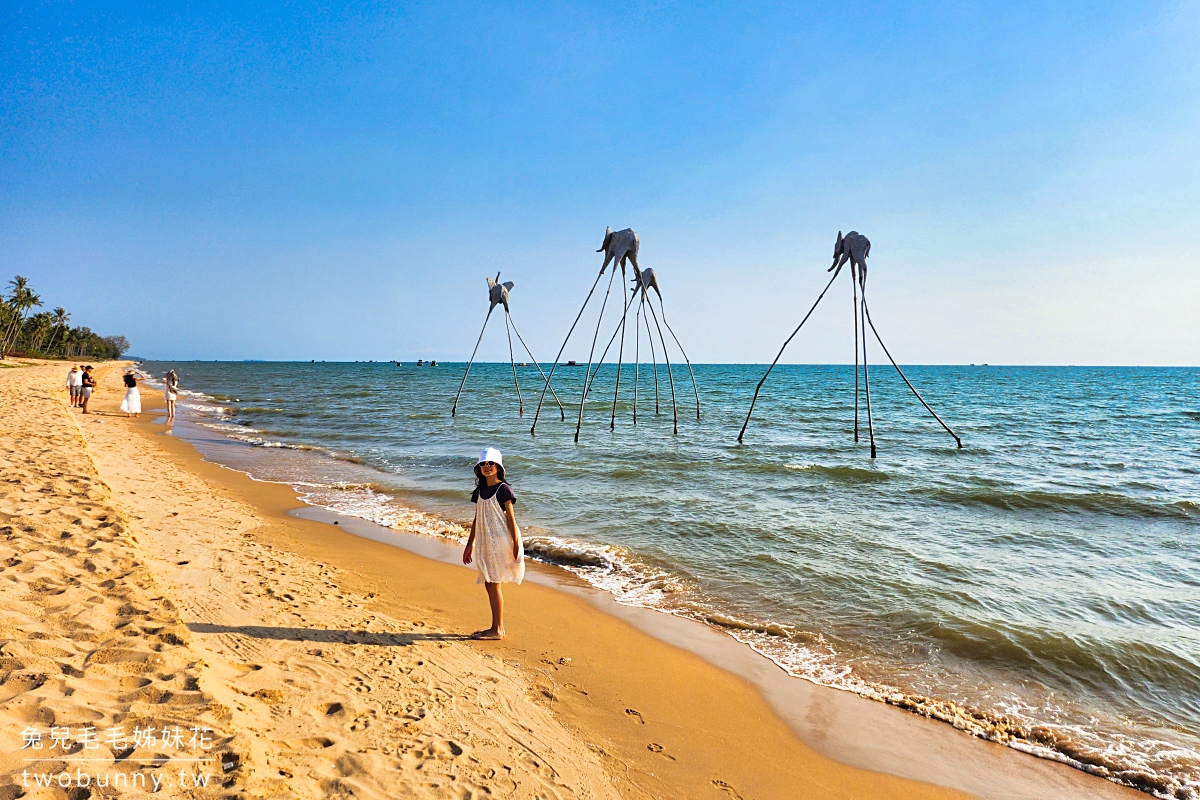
<box><xmin>163</xmin><ymin>369</ymin><xmax>180</xmax><ymax>420</ymax></box>
<box><xmin>119</xmin><ymin>368</ymin><xmax>145</xmax><ymax>417</ymax></box>
<box><xmin>66</xmin><ymin>365</ymin><xmax>82</xmax><ymax>407</ymax></box>
<box><xmin>80</xmin><ymin>366</ymin><xmax>96</xmax><ymax>414</ymax></box>
<box><xmin>462</xmin><ymin>447</ymin><xmax>524</xmax><ymax>640</ymax></box>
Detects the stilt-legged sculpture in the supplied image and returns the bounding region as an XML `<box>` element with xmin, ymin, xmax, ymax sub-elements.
<box><xmin>452</xmin><ymin>273</ymin><xmax>566</xmax><ymax>419</ymax></box>
<box><xmin>859</xmin><ymin>286</ymin><xmax>876</xmax><ymax>458</ymax></box>
<box><xmin>582</xmin><ymin>264</ymin><xmax>700</xmax><ymax>435</ymax></box>
<box><xmin>504</xmin><ymin>313</ymin><xmax>523</xmax><ymax>415</ymax></box>
<box><xmin>644</xmin><ymin>301</ymin><xmax>660</xmax><ymax>414</ymax></box>
<box><xmin>638</xmin><ymin>274</ymin><xmax>678</xmax><ymax>434</ymax></box>
<box><xmin>531</xmin><ymin>227</ymin><xmax>639</xmax><ymax>436</ymax></box>
<box><xmin>629</xmin><ymin>298</ymin><xmax>662</xmax><ymax>423</ymax></box>
<box><xmin>633</xmin><ymin>300</ymin><xmax>642</xmax><ymax>424</ymax></box>
<box><xmin>532</xmin><ymin>228</ymin><xmax>700</xmax><ymax>440</ymax></box>
<box><xmin>636</xmin><ymin>267</ymin><xmax>700</xmax><ymax>421</ymax></box>
<box><xmin>738</xmin><ymin>232</ymin><xmax>962</xmax><ymax>455</ymax></box>
<box><xmin>573</xmin><ymin>265</ymin><xmax>621</xmax><ymax>441</ymax></box>
<box><xmin>862</xmin><ymin>298</ymin><xmax>962</xmax><ymax>448</ymax></box>
<box><xmin>608</xmin><ymin>267</ymin><xmax>630</xmax><ymax>430</ymax></box>
<box><xmin>852</xmin><ymin>265</ymin><xmax>860</xmax><ymax>442</ymax></box>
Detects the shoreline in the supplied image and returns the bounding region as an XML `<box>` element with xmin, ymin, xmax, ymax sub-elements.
<box><xmin>3</xmin><ymin>360</ymin><xmax>1145</xmax><ymax>798</ymax></box>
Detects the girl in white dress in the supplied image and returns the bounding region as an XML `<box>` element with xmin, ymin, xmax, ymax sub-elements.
<box><xmin>462</xmin><ymin>447</ymin><xmax>524</xmax><ymax>640</ymax></box>
<box><xmin>119</xmin><ymin>369</ymin><xmax>145</xmax><ymax>417</ymax></box>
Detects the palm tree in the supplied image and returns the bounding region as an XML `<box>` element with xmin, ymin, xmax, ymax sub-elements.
<box><xmin>0</xmin><ymin>280</ymin><xmax>20</xmax><ymax>357</ymax></box>
<box><xmin>45</xmin><ymin>307</ymin><xmax>70</xmax><ymax>353</ymax></box>
<box><xmin>1</xmin><ymin>277</ymin><xmax>39</xmax><ymax>357</ymax></box>
<box><xmin>5</xmin><ymin>287</ymin><xmax>42</xmax><ymax>355</ymax></box>
<box><xmin>25</xmin><ymin>311</ymin><xmax>53</xmax><ymax>351</ymax></box>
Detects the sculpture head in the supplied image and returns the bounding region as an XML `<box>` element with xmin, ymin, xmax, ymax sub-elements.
<box><xmin>828</xmin><ymin>230</ymin><xmax>870</xmax><ymax>279</ymax></box>
<box><xmin>632</xmin><ymin>266</ymin><xmax>661</xmax><ymax>301</ymax></box>
<box><xmin>486</xmin><ymin>272</ymin><xmax>514</xmax><ymax>312</ymax></box>
<box><xmin>597</xmin><ymin>226</ymin><xmax>613</xmax><ymax>254</ymax></box>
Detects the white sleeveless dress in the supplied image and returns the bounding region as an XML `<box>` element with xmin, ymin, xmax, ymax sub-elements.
<box><xmin>473</xmin><ymin>488</ymin><xmax>524</xmax><ymax>585</ymax></box>
<box><xmin>119</xmin><ymin>387</ymin><xmax>141</xmax><ymax>414</ymax></box>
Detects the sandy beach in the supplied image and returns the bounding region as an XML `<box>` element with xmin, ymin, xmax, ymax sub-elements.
<box><xmin>0</xmin><ymin>360</ymin><xmax>1147</xmax><ymax>799</ymax></box>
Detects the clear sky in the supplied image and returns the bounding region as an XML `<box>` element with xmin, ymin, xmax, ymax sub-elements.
<box><xmin>2</xmin><ymin>2</ymin><xmax>1197</xmax><ymax>364</ymax></box>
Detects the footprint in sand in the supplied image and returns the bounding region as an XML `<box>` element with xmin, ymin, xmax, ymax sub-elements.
<box><xmin>298</xmin><ymin>736</ymin><xmax>336</xmax><ymax>749</ymax></box>
<box><xmin>712</xmin><ymin>779</ymin><xmax>745</xmax><ymax>799</ymax></box>
<box><xmin>646</xmin><ymin>743</ymin><xmax>675</xmax><ymax>761</ymax></box>
<box><xmin>625</xmin><ymin>708</ymin><xmax>645</xmax><ymax>724</ymax></box>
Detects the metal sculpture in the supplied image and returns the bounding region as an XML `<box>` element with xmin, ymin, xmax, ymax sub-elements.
<box><xmin>530</xmin><ymin>228</ymin><xmax>699</xmax><ymax>440</ymax></box>
<box><xmin>738</xmin><ymin>231</ymin><xmax>962</xmax><ymax>456</ymax></box>
<box><xmin>636</xmin><ymin>267</ymin><xmax>700</xmax><ymax>424</ymax></box>
<box><xmin>452</xmin><ymin>273</ymin><xmax>565</xmax><ymax>419</ymax></box>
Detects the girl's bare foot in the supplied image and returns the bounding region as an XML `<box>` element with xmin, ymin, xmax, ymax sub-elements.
<box><xmin>470</xmin><ymin>628</ymin><xmax>504</xmax><ymax>640</ymax></box>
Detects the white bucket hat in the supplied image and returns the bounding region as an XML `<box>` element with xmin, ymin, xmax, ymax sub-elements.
<box><xmin>477</xmin><ymin>447</ymin><xmax>504</xmax><ymax>467</ymax></box>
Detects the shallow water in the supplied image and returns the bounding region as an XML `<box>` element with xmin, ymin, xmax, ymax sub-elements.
<box><xmin>140</xmin><ymin>360</ymin><xmax>1200</xmax><ymax>798</ymax></box>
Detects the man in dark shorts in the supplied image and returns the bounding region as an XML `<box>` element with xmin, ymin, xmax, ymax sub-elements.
<box><xmin>80</xmin><ymin>366</ymin><xmax>96</xmax><ymax>414</ymax></box>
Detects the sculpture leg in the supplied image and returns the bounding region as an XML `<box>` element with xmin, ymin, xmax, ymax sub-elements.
<box><xmin>584</xmin><ymin>287</ymin><xmax>641</xmax><ymax>397</ymax></box>
<box><xmin>575</xmin><ymin>267</ymin><xmax>619</xmax><ymax>443</ymax></box>
<box><xmin>862</xmin><ymin>298</ymin><xmax>962</xmax><ymax>448</ymax></box>
<box><xmin>860</xmin><ymin>296</ymin><xmax>877</xmax><ymax>459</ymax></box>
<box><xmin>657</xmin><ymin>297</ymin><xmax>700</xmax><ymax>420</ymax></box>
<box><xmin>504</xmin><ymin>312</ymin><xmax>523</xmax><ymax>416</ymax></box>
<box><xmin>508</xmin><ymin>316</ymin><xmax>566</xmax><ymax>420</ymax></box>
<box><xmin>645</xmin><ymin>297</ymin><xmax>678</xmax><ymax>434</ymax></box>
<box><xmin>853</xmin><ymin>266</ymin><xmax>860</xmax><ymax>442</ymax></box>
<box><xmin>531</xmin><ymin>270</ymin><xmax>605</xmax><ymax>434</ymax></box>
<box><xmin>452</xmin><ymin>306</ymin><xmax>494</xmax><ymax>417</ymax></box>
<box><xmin>642</xmin><ymin>296</ymin><xmax>660</xmax><ymax>414</ymax></box>
<box><xmin>610</xmin><ymin>269</ymin><xmax>629</xmax><ymax>430</ymax></box>
<box><xmin>737</xmin><ymin>269</ymin><xmax>840</xmax><ymax>443</ymax></box>
<box><xmin>633</xmin><ymin>300</ymin><xmax>641</xmax><ymax>425</ymax></box>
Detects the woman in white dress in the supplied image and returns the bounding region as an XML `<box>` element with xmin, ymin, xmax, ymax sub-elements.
<box><xmin>462</xmin><ymin>447</ymin><xmax>524</xmax><ymax>639</ymax></box>
<box><xmin>163</xmin><ymin>369</ymin><xmax>179</xmax><ymax>420</ymax></box>
<box><xmin>119</xmin><ymin>369</ymin><xmax>145</xmax><ymax>417</ymax></box>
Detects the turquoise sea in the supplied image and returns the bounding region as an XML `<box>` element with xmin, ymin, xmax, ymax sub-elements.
<box><xmin>138</xmin><ymin>360</ymin><xmax>1200</xmax><ymax>799</ymax></box>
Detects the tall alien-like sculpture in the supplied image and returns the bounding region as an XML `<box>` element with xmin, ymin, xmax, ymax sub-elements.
<box><xmin>530</xmin><ymin>227</ymin><xmax>699</xmax><ymax>441</ymax></box>
<box><xmin>636</xmin><ymin>267</ymin><xmax>700</xmax><ymax>425</ymax></box>
<box><xmin>579</xmin><ymin>265</ymin><xmax>701</xmax><ymax>435</ymax></box>
<box><xmin>738</xmin><ymin>232</ymin><xmax>962</xmax><ymax>457</ymax></box>
<box><xmin>452</xmin><ymin>272</ymin><xmax>565</xmax><ymax>419</ymax></box>
<box><xmin>530</xmin><ymin>227</ymin><xmax>636</xmax><ymax>439</ymax></box>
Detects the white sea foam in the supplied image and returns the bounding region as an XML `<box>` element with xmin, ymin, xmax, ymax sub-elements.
<box><xmin>294</xmin><ymin>483</ymin><xmax>469</xmax><ymax>542</ymax></box>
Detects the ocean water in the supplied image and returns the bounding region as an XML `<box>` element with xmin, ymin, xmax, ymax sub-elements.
<box><xmin>139</xmin><ymin>360</ymin><xmax>1200</xmax><ymax>798</ymax></box>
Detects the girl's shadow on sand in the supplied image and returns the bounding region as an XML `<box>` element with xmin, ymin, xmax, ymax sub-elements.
<box><xmin>186</xmin><ymin>623</ymin><xmax>470</xmax><ymax>646</ymax></box>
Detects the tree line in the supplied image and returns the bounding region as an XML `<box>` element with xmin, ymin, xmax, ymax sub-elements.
<box><xmin>0</xmin><ymin>275</ymin><xmax>130</xmax><ymax>361</ymax></box>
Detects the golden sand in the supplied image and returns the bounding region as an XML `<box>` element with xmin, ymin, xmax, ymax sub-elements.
<box><xmin>0</xmin><ymin>361</ymin><xmax>1135</xmax><ymax>798</ymax></box>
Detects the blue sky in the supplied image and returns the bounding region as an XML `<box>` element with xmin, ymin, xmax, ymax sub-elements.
<box><xmin>2</xmin><ymin>1</ymin><xmax>1197</xmax><ymax>364</ymax></box>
